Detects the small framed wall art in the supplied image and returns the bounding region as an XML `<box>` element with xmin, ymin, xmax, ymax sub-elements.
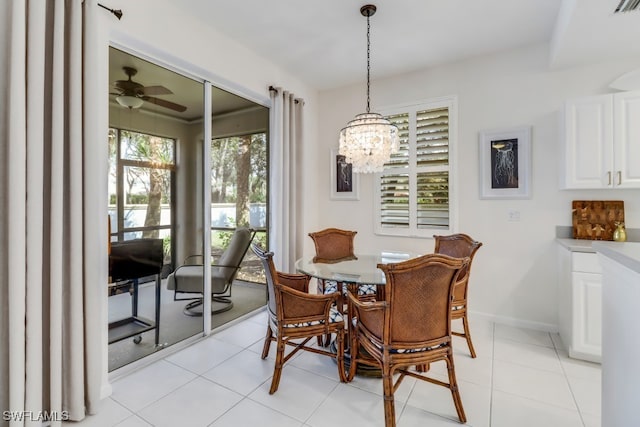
<box><xmin>478</xmin><ymin>126</ymin><xmax>532</xmax><ymax>199</ymax></box>
<box><xmin>330</xmin><ymin>148</ymin><xmax>359</xmax><ymax>200</ymax></box>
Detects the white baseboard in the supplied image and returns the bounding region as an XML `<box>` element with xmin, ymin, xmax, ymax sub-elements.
<box><xmin>100</xmin><ymin>382</ymin><xmax>113</xmax><ymax>400</ymax></box>
<box><xmin>470</xmin><ymin>310</ymin><xmax>559</xmax><ymax>334</ymax></box>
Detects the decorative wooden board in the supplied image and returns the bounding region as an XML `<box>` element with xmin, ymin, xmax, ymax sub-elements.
<box><xmin>572</xmin><ymin>200</ymin><xmax>625</xmax><ymax>241</ymax></box>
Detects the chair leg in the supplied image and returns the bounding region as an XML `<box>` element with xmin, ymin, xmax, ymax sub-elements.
<box><xmin>382</xmin><ymin>366</ymin><xmax>396</xmax><ymax>427</ymax></box>
<box><xmin>335</xmin><ymin>329</ymin><xmax>347</xmax><ymax>383</ymax></box>
<box><xmin>261</xmin><ymin>326</ymin><xmax>273</xmax><ymax>359</ymax></box>
<box><xmin>316</xmin><ymin>333</ymin><xmax>331</xmax><ymax>347</ymax></box>
<box><xmin>315</xmin><ymin>279</ymin><xmax>332</xmax><ymax>347</ymax></box>
<box><xmin>269</xmin><ymin>339</ymin><xmax>286</xmax><ymax>394</ymax></box>
<box><xmin>415</xmin><ymin>362</ymin><xmax>430</xmax><ymax>373</ymax></box>
<box><xmin>462</xmin><ymin>315</ymin><xmax>477</xmax><ymax>358</ymax></box>
<box><xmin>347</xmin><ymin>331</ymin><xmax>359</xmax><ymax>381</ymax></box>
<box><xmin>446</xmin><ymin>353</ymin><xmax>467</xmax><ymax>423</ymax></box>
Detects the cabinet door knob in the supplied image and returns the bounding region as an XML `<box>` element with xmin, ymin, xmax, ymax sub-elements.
<box><xmin>608</xmin><ymin>171</ymin><xmax>612</xmax><ymax>186</ymax></box>
<box><xmin>618</xmin><ymin>171</ymin><xmax>622</xmax><ymax>186</ymax></box>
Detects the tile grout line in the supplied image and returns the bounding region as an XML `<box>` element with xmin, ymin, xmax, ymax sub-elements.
<box><xmin>396</xmin><ymin>375</ymin><xmax>417</xmax><ymax>425</ymax></box>
<box><xmin>301</xmin><ymin>380</ymin><xmax>341</xmax><ymax>426</ymax></box>
<box><xmin>132</xmin><ymin>375</ymin><xmax>203</xmax><ymax>424</ymax></box>
<box><xmin>549</xmin><ymin>332</ymin><xmax>589</xmax><ymax>427</ymax></box>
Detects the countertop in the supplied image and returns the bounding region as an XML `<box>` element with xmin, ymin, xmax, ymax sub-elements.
<box><xmin>556</xmin><ymin>238</ymin><xmax>599</xmax><ymax>253</ymax></box>
<box><xmin>556</xmin><ymin>226</ymin><xmax>640</xmax><ymax>252</ymax></box>
<box><xmin>592</xmin><ymin>241</ymin><xmax>640</xmax><ymax>274</ymax></box>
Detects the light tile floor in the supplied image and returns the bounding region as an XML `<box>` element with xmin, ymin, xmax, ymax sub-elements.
<box><xmin>71</xmin><ymin>311</ymin><xmax>602</xmax><ymax>427</ymax></box>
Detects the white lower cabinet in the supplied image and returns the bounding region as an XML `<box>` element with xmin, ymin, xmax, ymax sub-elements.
<box><xmin>559</xmin><ymin>249</ymin><xmax>602</xmax><ymax>362</ymax></box>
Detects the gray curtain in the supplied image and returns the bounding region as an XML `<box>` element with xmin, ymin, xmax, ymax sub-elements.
<box><xmin>0</xmin><ymin>0</ymin><xmax>103</xmax><ymax>425</ymax></box>
<box><xmin>269</xmin><ymin>87</ymin><xmax>304</xmax><ymax>272</ymax></box>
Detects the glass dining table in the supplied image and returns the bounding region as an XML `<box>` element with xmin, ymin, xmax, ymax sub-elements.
<box><xmin>294</xmin><ymin>252</ymin><xmax>416</xmax><ymax>287</ymax></box>
<box><xmin>294</xmin><ymin>251</ymin><xmax>417</xmax><ymax>376</ymax></box>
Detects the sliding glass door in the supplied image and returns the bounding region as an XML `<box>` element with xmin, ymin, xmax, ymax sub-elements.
<box><xmin>107</xmin><ymin>46</ymin><xmax>268</xmax><ymax>371</ymax></box>
<box><xmin>209</xmin><ymin>87</ymin><xmax>269</xmax><ymax>331</ymax></box>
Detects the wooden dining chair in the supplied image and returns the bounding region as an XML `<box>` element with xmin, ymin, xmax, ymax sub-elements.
<box><xmin>308</xmin><ymin>228</ymin><xmax>377</xmax><ymax>346</ymax></box>
<box><xmin>308</xmin><ymin>227</ymin><xmax>357</xmax><ymax>263</ymax></box>
<box><xmin>346</xmin><ymin>253</ymin><xmax>470</xmax><ymax>427</ymax></box>
<box><xmin>251</xmin><ymin>244</ymin><xmax>347</xmax><ymax>394</ymax></box>
<box><xmin>434</xmin><ymin>233</ymin><xmax>483</xmax><ymax>358</ymax></box>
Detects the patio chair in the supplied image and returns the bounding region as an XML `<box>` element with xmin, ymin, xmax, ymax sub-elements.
<box><xmin>166</xmin><ymin>227</ymin><xmax>255</xmax><ymax>316</ymax></box>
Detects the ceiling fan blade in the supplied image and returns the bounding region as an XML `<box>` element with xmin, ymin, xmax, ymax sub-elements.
<box><xmin>143</xmin><ymin>85</ymin><xmax>173</xmax><ymax>96</ymax></box>
<box><xmin>142</xmin><ymin>96</ymin><xmax>187</xmax><ymax>112</ymax></box>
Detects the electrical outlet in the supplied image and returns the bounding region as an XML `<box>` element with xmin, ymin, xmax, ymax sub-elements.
<box><xmin>508</xmin><ymin>209</ymin><xmax>521</xmax><ymax>222</ymax></box>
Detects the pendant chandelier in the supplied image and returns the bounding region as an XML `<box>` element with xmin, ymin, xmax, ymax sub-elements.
<box><xmin>339</xmin><ymin>4</ymin><xmax>399</xmax><ymax>174</ymax></box>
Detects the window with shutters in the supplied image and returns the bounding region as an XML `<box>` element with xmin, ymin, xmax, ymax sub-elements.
<box><xmin>375</xmin><ymin>97</ymin><xmax>457</xmax><ymax>237</ymax></box>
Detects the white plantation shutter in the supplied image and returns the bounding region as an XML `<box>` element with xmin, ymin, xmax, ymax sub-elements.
<box><xmin>416</xmin><ymin>108</ymin><xmax>449</xmax><ymax>167</ymax></box>
<box><xmin>380</xmin><ymin>173</ymin><xmax>409</xmax><ymax>228</ymax></box>
<box><xmin>416</xmin><ymin>107</ymin><xmax>450</xmax><ymax>229</ymax></box>
<box><xmin>376</xmin><ymin>98</ymin><xmax>456</xmax><ymax>236</ymax></box>
<box><xmin>417</xmin><ymin>171</ymin><xmax>449</xmax><ymax>229</ymax></box>
<box><xmin>380</xmin><ymin>113</ymin><xmax>410</xmax><ymax>228</ymax></box>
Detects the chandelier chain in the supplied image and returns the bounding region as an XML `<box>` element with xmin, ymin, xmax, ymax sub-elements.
<box><xmin>366</xmin><ymin>12</ymin><xmax>371</xmax><ymax>113</ymax></box>
<box><xmin>339</xmin><ymin>4</ymin><xmax>399</xmax><ymax>173</ymax></box>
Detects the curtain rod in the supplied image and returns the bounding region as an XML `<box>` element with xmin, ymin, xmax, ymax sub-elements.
<box><xmin>269</xmin><ymin>86</ymin><xmax>304</xmax><ymax>105</ymax></box>
<box><xmin>98</xmin><ymin>3</ymin><xmax>123</xmax><ymax>20</ymax></box>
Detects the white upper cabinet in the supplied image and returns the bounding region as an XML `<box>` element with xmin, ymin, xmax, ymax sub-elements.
<box><xmin>614</xmin><ymin>91</ymin><xmax>640</xmax><ymax>188</ymax></box>
<box><xmin>561</xmin><ymin>90</ymin><xmax>640</xmax><ymax>189</ymax></box>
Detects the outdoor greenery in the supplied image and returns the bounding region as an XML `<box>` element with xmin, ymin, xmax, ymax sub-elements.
<box><xmin>211</xmin><ymin>134</ymin><xmax>267</xmax><ymax>227</ymax></box>
<box><xmin>109</xmin><ymin>128</ymin><xmax>268</xmax><ymax>283</ymax></box>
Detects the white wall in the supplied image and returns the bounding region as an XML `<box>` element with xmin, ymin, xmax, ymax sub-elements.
<box><xmin>314</xmin><ymin>43</ymin><xmax>640</xmax><ymax>329</ymax></box>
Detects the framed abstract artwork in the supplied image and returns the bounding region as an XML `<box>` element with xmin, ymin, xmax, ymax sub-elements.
<box><xmin>330</xmin><ymin>148</ymin><xmax>359</xmax><ymax>200</ymax></box>
<box><xmin>478</xmin><ymin>126</ymin><xmax>532</xmax><ymax>199</ymax></box>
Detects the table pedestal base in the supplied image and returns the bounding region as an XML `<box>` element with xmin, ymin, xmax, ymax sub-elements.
<box><xmin>329</xmin><ymin>340</ymin><xmax>382</xmax><ymax>378</ymax></box>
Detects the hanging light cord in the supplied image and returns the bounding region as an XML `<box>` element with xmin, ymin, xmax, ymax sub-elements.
<box><xmin>366</xmin><ymin>11</ymin><xmax>371</xmax><ymax>113</ymax></box>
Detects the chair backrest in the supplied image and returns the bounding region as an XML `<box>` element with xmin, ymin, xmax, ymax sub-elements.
<box><xmin>308</xmin><ymin>228</ymin><xmax>357</xmax><ymax>262</ymax></box>
<box><xmin>433</xmin><ymin>233</ymin><xmax>482</xmax><ymax>301</ymax></box>
<box><xmin>212</xmin><ymin>228</ymin><xmax>255</xmax><ymax>283</ymax></box>
<box><xmin>376</xmin><ymin>254</ymin><xmax>468</xmax><ymax>347</ymax></box>
<box><xmin>251</xmin><ymin>244</ymin><xmax>279</xmax><ymax>315</ymax></box>
<box><xmin>252</xmin><ymin>244</ymin><xmax>311</xmax><ymax>318</ymax></box>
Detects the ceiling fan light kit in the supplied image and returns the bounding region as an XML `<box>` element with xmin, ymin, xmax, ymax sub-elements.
<box><xmin>338</xmin><ymin>4</ymin><xmax>399</xmax><ymax>174</ymax></box>
<box><xmin>116</xmin><ymin>95</ymin><xmax>144</xmax><ymax>109</ymax></box>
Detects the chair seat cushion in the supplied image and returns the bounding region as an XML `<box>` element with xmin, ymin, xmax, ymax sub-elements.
<box><xmin>280</xmin><ymin>306</ymin><xmax>343</xmax><ymax>329</ymax></box>
<box><xmin>323</xmin><ymin>280</ymin><xmax>377</xmax><ymax>296</ymax></box>
<box><xmin>389</xmin><ymin>343</ymin><xmax>447</xmax><ymax>354</ymax></box>
<box><xmin>352</xmin><ymin>315</ymin><xmax>446</xmax><ymax>353</ymax></box>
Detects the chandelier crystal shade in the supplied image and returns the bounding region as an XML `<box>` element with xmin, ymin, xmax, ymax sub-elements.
<box><xmin>339</xmin><ymin>112</ymin><xmax>399</xmax><ymax>173</ymax></box>
<box><xmin>339</xmin><ymin>4</ymin><xmax>399</xmax><ymax>174</ymax></box>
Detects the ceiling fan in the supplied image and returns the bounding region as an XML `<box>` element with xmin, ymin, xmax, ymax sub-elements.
<box><xmin>111</xmin><ymin>66</ymin><xmax>187</xmax><ymax>112</ymax></box>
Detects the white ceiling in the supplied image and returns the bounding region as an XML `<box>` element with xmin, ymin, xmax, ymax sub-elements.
<box><xmin>175</xmin><ymin>0</ymin><xmax>640</xmax><ymax>91</ymax></box>
<box><xmin>109</xmin><ymin>0</ymin><xmax>640</xmax><ymax>119</ymax></box>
